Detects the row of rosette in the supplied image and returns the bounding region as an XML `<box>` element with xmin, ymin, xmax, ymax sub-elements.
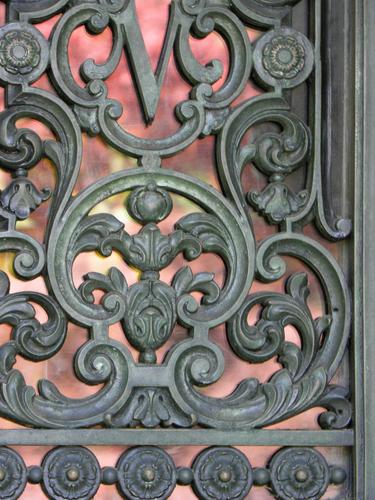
<box><xmin>0</xmin><ymin>445</ymin><xmax>347</xmax><ymax>499</ymax></box>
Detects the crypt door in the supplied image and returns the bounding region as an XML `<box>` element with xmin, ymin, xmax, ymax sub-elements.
<box><xmin>0</xmin><ymin>0</ymin><xmax>368</xmax><ymax>498</ymax></box>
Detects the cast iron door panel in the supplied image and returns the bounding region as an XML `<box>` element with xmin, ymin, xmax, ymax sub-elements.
<box><xmin>0</xmin><ymin>0</ymin><xmax>354</xmax><ymax>498</ymax></box>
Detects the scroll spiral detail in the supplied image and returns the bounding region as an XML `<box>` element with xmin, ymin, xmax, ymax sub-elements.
<box><xmin>0</xmin><ymin>0</ymin><xmax>351</xmax><ymax>443</ymax></box>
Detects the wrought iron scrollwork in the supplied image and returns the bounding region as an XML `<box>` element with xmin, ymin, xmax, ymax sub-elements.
<box><xmin>0</xmin><ymin>0</ymin><xmax>352</xmax><ymax>496</ymax></box>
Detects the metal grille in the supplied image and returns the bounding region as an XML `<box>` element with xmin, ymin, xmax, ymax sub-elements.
<box><xmin>0</xmin><ymin>0</ymin><xmax>354</xmax><ymax>498</ymax></box>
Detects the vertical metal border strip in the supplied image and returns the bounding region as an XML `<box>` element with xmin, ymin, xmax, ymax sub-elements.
<box><xmin>355</xmin><ymin>0</ymin><xmax>373</xmax><ymax>497</ymax></box>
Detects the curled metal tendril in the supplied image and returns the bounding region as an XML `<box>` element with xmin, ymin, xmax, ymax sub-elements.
<box><xmin>0</xmin><ymin>0</ymin><xmax>351</xmax><ymax>434</ymax></box>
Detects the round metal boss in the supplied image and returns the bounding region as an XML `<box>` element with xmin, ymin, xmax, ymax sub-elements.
<box><xmin>269</xmin><ymin>447</ymin><xmax>330</xmax><ymax>500</ymax></box>
<box><xmin>0</xmin><ymin>447</ymin><xmax>27</xmax><ymax>499</ymax></box>
<box><xmin>117</xmin><ymin>446</ymin><xmax>177</xmax><ymax>499</ymax></box>
<box><xmin>0</xmin><ymin>23</ymin><xmax>49</xmax><ymax>84</ymax></box>
<box><xmin>193</xmin><ymin>447</ymin><xmax>253</xmax><ymax>499</ymax></box>
<box><xmin>253</xmin><ymin>27</ymin><xmax>314</xmax><ymax>89</ymax></box>
<box><xmin>42</xmin><ymin>446</ymin><xmax>101</xmax><ymax>500</ymax></box>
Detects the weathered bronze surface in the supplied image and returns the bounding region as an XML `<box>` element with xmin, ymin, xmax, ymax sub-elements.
<box><xmin>0</xmin><ymin>0</ymin><xmax>357</xmax><ymax>498</ymax></box>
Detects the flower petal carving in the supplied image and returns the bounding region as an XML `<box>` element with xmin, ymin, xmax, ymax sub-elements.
<box><xmin>193</xmin><ymin>447</ymin><xmax>253</xmax><ymax>500</ymax></box>
<box><xmin>269</xmin><ymin>448</ymin><xmax>330</xmax><ymax>500</ymax></box>
<box><xmin>42</xmin><ymin>447</ymin><xmax>101</xmax><ymax>500</ymax></box>
<box><xmin>0</xmin><ymin>178</ymin><xmax>51</xmax><ymax>220</ymax></box>
<box><xmin>117</xmin><ymin>447</ymin><xmax>177</xmax><ymax>500</ymax></box>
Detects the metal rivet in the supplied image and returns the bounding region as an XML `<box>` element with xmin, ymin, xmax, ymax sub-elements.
<box><xmin>218</xmin><ymin>470</ymin><xmax>232</xmax><ymax>482</ymax></box>
<box><xmin>66</xmin><ymin>468</ymin><xmax>80</xmax><ymax>482</ymax></box>
<box><xmin>277</xmin><ymin>48</ymin><xmax>293</xmax><ymax>64</ymax></box>
<box><xmin>295</xmin><ymin>469</ymin><xmax>308</xmax><ymax>483</ymax></box>
<box><xmin>141</xmin><ymin>467</ymin><xmax>155</xmax><ymax>482</ymax></box>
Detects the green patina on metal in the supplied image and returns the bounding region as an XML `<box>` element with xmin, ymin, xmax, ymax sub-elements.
<box><xmin>0</xmin><ymin>0</ymin><xmax>358</xmax><ymax>498</ymax></box>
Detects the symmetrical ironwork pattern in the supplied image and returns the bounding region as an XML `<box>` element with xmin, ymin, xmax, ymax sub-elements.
<box><xmin>0</xmin><ymin>445</ymin><xmax>348</xmax><ymax>499</ymax></box>
<box><xmin>0</xmin><ymin>0</ymin><xmax>351</xmax><ymax>498</ymax></box>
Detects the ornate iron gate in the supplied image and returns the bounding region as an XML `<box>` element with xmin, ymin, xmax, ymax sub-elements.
<box><xmin>0</xmin><ymin>0</ymin><xmax>367</xmax><ymax>498</ymax></box>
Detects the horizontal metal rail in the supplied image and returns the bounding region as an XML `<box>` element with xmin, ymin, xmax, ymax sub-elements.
<box><xmin>0</xmin><ymin>429</ymin><xmax>354</xmax><ymax>447</ymax></box>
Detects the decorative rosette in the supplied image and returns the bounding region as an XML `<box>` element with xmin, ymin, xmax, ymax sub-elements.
<box><xmin>0</xmin><ymin>30</ymin><xmax>41</xmax><ymax>75</ymax></box>
<box><xmin>193</xmin><ymin>447</ymin><xmax>253</xmax><ymax>499</ymax></box>
<box><xmin>0</xmin><ymin>24</ymin><xmax>48</xmax><ymax>84</ymax></box>
<box><xmin>269</xmin><ymin>447</ymin><xmax>330</xmax><ymax>500</ymax></box>
<box><xmin>0</xmin><ymin>447</ymin><xmax>27</xmax><ymax>499</ymax></box>
<box><xmin>253</xmin><ymin>27</ymin><xmax>314</xmax><ymax>89</ymax></box>
<box><xmin>117</xmin><ymin>447</ymin><xmax>176</xmax><ymax>499</ymax></box>
<box><xmin>42</xmin><ymin>447</ymin><xmax>101</xmax><ymax>500</ymax></box>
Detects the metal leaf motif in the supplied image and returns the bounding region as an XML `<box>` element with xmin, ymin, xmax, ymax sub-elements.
<box><xmin>0</xmin><ymin>0</ymin><xmax>351</xmax><ymax>469</ymax></box>
<box><xmin>0</xmin><ymin>177</ymin><xmax>51</xmax><ymax>220</ymax></box>
<box><xmin>227</xmin><ymin>272</ymin><xmax>330</xmax><ymax>380</ymax></box>
<box><xmin>111</xmin><ymin>388</ymin><xmax>194</xmax><ymax>428</ymax></box>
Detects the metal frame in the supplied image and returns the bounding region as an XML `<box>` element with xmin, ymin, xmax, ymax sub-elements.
<box><xmin>0</xmin><ymin>0</ymin><xmax>369</xmax><ymax>497</ymax></box>
<box><xmin>354</xmin><ymin>0</ymin><xmax>374</xmax><ymax>498</ymax></box>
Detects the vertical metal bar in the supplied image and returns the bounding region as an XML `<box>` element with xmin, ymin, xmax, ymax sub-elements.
<box><xmin>355</xmin><ymin>0</ymin><xmax>375</xmax><ymax>497</ymax></box>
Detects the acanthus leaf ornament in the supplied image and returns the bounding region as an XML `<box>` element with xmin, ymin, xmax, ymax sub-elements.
<box><xmin>227</xmin><ymin>272</ymin><xmax>330</xmax><ymax>379</ymax></box>
<box><xmin>111</xmin><ymin>387</ymin><xmax>194</xmax><ymax>428</ymax></box>
<box><xmin>0</xmin><ymin>3</ymin><xmax>352</xmax><ymax>496</ymax></box>
<box><xmin>0</xmin><ymin>177</ymin><xmax>51</xmax><ymax>220</ymax></box>
<box><xmin>248</xmin><ymin>182</ymin><xmax>308</xmax><ymax>225</ymax></box>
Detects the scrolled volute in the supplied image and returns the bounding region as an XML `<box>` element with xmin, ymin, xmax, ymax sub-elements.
<box><xmin>228</xmin><ymin>272</ymin><xmax>330</xmax><ymax>381</ymax></box>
